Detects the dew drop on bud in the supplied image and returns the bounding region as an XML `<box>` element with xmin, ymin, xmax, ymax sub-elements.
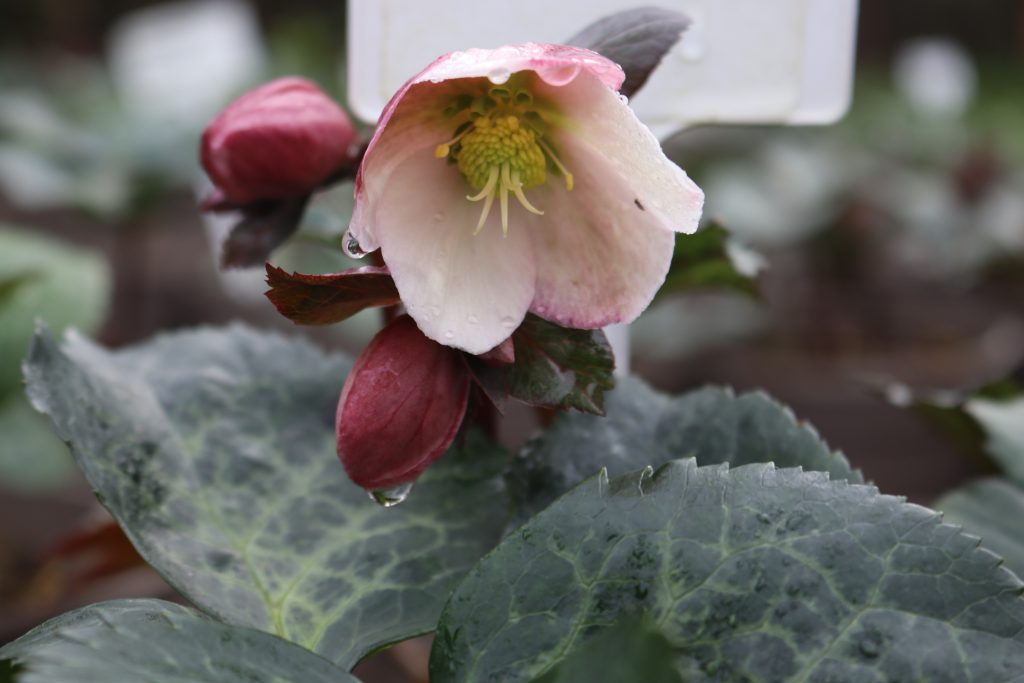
<box><xmin>368</xmin><ymin>482</ymin><xmax>414</xmax><ymax>507</ymax></box>
<box><xmin>487</xmin><ymin>67</ymin><xmax>511</xmax><ymax>84</ymax></box>
<box><xmin>343</xmin><ymin>230</ymin><xmax>367</xmax><ymax>259</ymax></box>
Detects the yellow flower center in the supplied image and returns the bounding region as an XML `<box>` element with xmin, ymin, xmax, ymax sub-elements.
<box><xmin>458</xmin><ymin>115</ymin><xmax>546</xmax><ymax>191</ymax></box>
<box><xmin>434</xmin><ymin>84</ymin><xmax>574</xmax><ymax>236</ymax></box>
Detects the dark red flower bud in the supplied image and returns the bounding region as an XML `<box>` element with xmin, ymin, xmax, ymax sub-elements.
<box><xmin>200</xmin><ymin>77</ymin><xmax>358</xmax><ymax>205</ymax></box>
<box><xmin>336</xmin><ymin>315</ymin><xmax>471</xmax><ymax>492</ymax></box>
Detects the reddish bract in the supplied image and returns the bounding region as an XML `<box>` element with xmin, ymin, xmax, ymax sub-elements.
<box><xmin>265</xmin><ymin>264</ymin><xmax>401</xmax><ymax>326</ymax></box>
<box><xmin>200</xmin><ymin>77</ymin><xmax>358</xmax><ymax>205</ymax></box>
<box><xmin>336</xmin><ymin>315</ymin><xmax>471</xmax><ymax>490</ymax></box>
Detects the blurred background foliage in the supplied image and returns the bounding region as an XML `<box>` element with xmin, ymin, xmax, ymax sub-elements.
<box><xmin>1</xmin><ymin>0</ymin><xmax>1023</xmax><ymax>680</ymax></box>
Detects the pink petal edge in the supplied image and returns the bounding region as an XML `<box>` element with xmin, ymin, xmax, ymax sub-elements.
<box><xmin>350</xmin><ymin>44</ymin><xmax>624</xmax><ymax>251</ymax></box>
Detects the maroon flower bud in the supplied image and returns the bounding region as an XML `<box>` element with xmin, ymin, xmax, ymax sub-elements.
<box><xmin>336</xmin><ymin>315</ymin><xmax>471</xmax><ymax>492</ymax></box>
<box><xmin>200</xmin><ymin>77</ymin><xmax>358</xmax><ymax>205</ymax></box>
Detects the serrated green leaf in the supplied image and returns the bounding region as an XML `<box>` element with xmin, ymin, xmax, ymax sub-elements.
<box><xmin>532</xmin><ymin>617</ymin><xmax>683</xmax><ymax>683</ymax></box>
<box><xmin>432</xmin><ymin>460</ymin><xmax>1024</xmax><ymax>682</ymax></box>
<box><xmin>469</xmin><ymin>315</ymin><xmax>614</xmax><ymax>415</ymax></box>
<box><xmin>0</xmin><ymin>600</ymin><xmax>357</xmax><ymax>683</ymax></box>
<box><xmin>938</xmin><ymin>477</ymin><xmax>1024</xmax><ymax>581</ymax></box>
<box><xmin>0</xmin><ymin>226</ymin><xmax>109</xmax><ymax>399</ymax></box>
<box><xmin>23</xmin><ymin>325</ymin><xmax>508</xmax><ymax>669</ymax></box>
<box><xmin>508</xmin><ymin>377</ymin><xmax>861</xmax><ymax>524</ymax></box>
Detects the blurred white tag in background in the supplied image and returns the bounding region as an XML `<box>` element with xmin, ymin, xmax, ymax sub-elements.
<box><xmin>107</xmin><ymin>0</ymin><xmax>265</xmax><ymax>129</ymax></box>
<box><xmin>348</xmin><ymin>0</ymin><xmax>859</xmax><ymax>136</ymax></box>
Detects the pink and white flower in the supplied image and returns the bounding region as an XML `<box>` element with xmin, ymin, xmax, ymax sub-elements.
<box><xmin>349</xmin><ymin>43</ymin><xmax>704</xmax><ymax>355</ymax></box>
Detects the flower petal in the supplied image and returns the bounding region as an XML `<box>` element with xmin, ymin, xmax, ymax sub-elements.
<box><xmin>539</xmin><ymin>70</ymin><xmax>705</xmax><ymax>234</ymax></box>
<box><xmin>351</xmin><ymin>44</ymin><xmax>624</xmax><ymax>251</ymax></box>
<box><xmin>524</xmin><ymin>139</ymin><xmax>678</xmax><ymax>330</ymax></box>
<box><xmin>349</xmin><ymin>84</ymin><xmax>449</xmax><ymax>252</ymax></box>
<box><xmin>374</xmin><ymin>150</ymin><xmax>537</xmax><ymax>355</ymax></box>
<box><xmin>412</xmin><ymin>43</ymin><xmax>623</xmax><ymax>90</ymax></box>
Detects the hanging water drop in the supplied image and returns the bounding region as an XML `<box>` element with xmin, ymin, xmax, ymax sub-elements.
<box><xmin>368</xmin><ymin>482</ymin><xmax>414</xmax><ymax>507</ymax></box>
<box><xmin>343</xmin><ymin>230</ymin><xmax>367</xmax><ymax>259</ymax></box>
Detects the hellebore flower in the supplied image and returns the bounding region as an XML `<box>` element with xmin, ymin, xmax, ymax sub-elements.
<box><xmin>201</xmin><ymin>77</ymin><xmax>358</xmax><ymax>206</ymax></box>
<box><xmin>336</xmin><ymin>315</ymin><xmax>471</xmax><ymax>492</ymax></box>
<box><xmin>348</xmin><ymin>43</ymin><xmax>704</xmax><ymax>355</ymax></box>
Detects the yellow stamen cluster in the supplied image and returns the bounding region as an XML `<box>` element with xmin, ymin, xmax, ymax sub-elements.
<box><xmin>457</xmin><ymin>116</ymin><xmax>546</xmax><ymax>191</ymax></box>
<box><xmin>434</xmin><ymin>88</ymin><xmax>574</xmax><ymax>237</ymax></box>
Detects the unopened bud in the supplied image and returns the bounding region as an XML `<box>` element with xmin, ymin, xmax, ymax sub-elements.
<box><xmin>336</xmin><ymin>315</ymin><xmax>471</xmax><ymax>491</ymax></box>
<box><xmin>200</xmin><ymin>77</ymin><xmax>358</xmax><ymax>205</ymax></box>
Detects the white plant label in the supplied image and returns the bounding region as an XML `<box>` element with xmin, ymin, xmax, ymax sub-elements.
<box><xmin>348</xmin><ymin>0</ymin><xmax>858</xmax><ymax>136</ymax></box>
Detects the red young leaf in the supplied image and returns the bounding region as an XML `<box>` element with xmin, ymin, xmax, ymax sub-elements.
<box><xmin>221</xmin><ymin>196</ymin><xmax>309</xmax><ymax>269</ymax></box>
<box><xmin>336</xmin><ymin>315</ymin><xmax>471</xmax><ymax>491</ymax></box>
<box><xmin>265</xmin><ymin>264</ymin><xmax>401</xmax><ymax>325</ymax></box>
<box><xmin>43</xmin><ymin>517</ymin><xmax>147</xmax><ymax>594</ymax></box>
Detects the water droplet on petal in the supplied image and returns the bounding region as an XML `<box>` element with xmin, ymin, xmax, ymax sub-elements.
<box><xmin>343</xmin><ymin>230</ymin><xmax>367</xmax><ymax>259</ymax></box>
<box><xmin>368</xmin><ymin>482</ymin><xmax>414</xmax><ymax>507</ymax></box>
<box><xmin>444</xmin><ymin>330</ymin><xmax>454</xmax><ymax>340</ymax></box>
<box><xmin>618</xmin><ymin>93</ymin><xmax>629</xmax><ymax>105</ymax></box>
<box><xmin>501</xmin><ymin>316</ymin><xmax>517</xmax><ymax>329</ymax></box>
<box><xmin>488</xmin><ymin>67</ymin><xmax>511</xmax><ymax>84</ymax></box>
<box><xmin>467</xmin><ymin>314</ymin><xmax>479</xmax><ymax>324</ymax></box>
<box><xmin>428</xmin><ymin>305</ymin><xmax>441</xmax><ymax>318</ymax></box>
